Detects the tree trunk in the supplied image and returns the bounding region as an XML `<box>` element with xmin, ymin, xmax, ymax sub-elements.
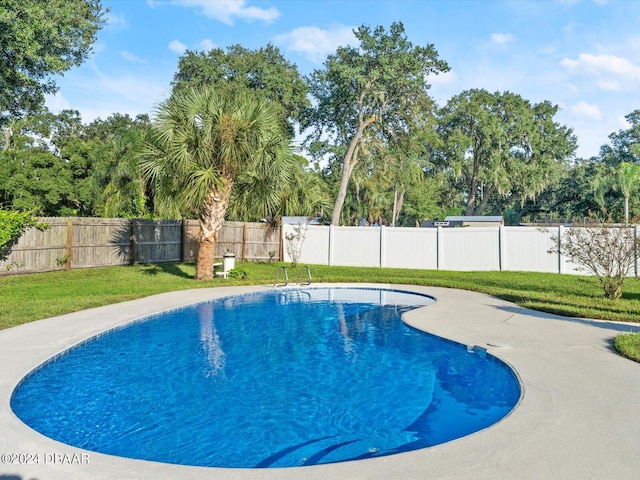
<box><xmin>475</xmin><ymin>184</ymin><xmax>494</xmax><ymax>216</ymax></box>
<box><xmin>624</xmin><ymin>195</ymin><xmax>629</xmax><ymax>224</ymax></box>
<box><xmin>195</xmin><ymin>181</ymin><xmax>234</xmax><ymax>280</ymax></box>
<box><xmin>2</xmin><ymin>128</ymin><xmax>10</xmax><ymax>151</ymax></box>
<box><xmin>195</xmin><ymin>235</ymin><xmax>216</xmax><ymax>280</ymax></box>
<box><xmin>331</xmin><ymin>116</ymin><xmax>375</xmax><ymax>226</ymax></box>
<box><xmin>465</xmin><ymin>160</ymin><xmax>480</xmax><ymax>216</ymax></box>
<box><xmin>392</xmin><ymin>188</ymin><xmax>405</xmax><ymax>226</ymax></box>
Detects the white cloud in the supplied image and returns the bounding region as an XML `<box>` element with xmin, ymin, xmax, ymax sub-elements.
<box><xmin>168</xmin><ymin>40</ymin><xmax>188</xmax><ymax>54</ymax></box>
<box><xmin>630</xmin><ymin>36</ymin><xmax>640</xmax><ymax>51</ymax></box>
<box><xmin>566</xmin><ymin>82</ymin><xmax>579</xmax><ymax>93</ymax></box>
<box><xmin>273</xmin><ymin>25</ymin><xmax>357</xmax><ymax>64</ymax></box>
<box><xmin>429</xmin><ymin>69</ymin><xmax>457</xmax><ymax>87</ymax></box>
<box><xmin>197</xmin><ymin>39</ymin><xmax>217</xmax><ymax>51</ymax></box>
<box><xmin>562</xmin><ymin>21</ymin><xmax>581</xmax><ymax>34</ymax></box>
<box><xmin>172</xmin><ymin>0</ymin><xmax>279</xmax><ymax>25</ymax></box>
<box><xmin>45</xmin><ymin>92</ymin><xmax>72</xmax><ymax>112</ymax></box>
<box><xmin>570</xmin><ymin>100</ymin><xmax>602</xmax><ymax>120</ymax></box>
<box><xmin>618</xmin><ymin>115</ymin><xmax>631</xmax><ymax>129</ymax></box>
<box><xmin>596</xmin><ymin>79</ymin><xmax>621</xmax><ymax>91</ymax></box>
<box><xmin>105</xmin><ymin>12</ymin><xmax>129</xmax><ymax>31</ymax></box>
<box><xmin>119</xmin><ymin>51</ymin><xmax>147</xmax><ymax>63</ymax></box>
<box><xmin>48</xmin><ymin>63</ymin><xmax>171</xmax><ymax>123</ymax></box>
<box><xmin>491</xmin><ymin>33</ymin><xmax>516</xmax><ymax>45</ymax></box>
<box><xmin>560</xmin><ymin>53</ymin><xmax>640</xmax><ymax>89</ymax></box>
<box><xmin>46</xmin><ymin>81</ymin><xmax>166</xmax><ymax>123</ymax></box>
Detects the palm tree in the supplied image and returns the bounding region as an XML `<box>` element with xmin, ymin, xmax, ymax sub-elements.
<box><xmin>227</xmin><ymin>155</ymin><xmax>331</xmax><ymax>223</ymax></box>
<box><xmin>139</xmin><ymin>87</ymin><xmax>293</xmax><ymax>280</ymax></box>
<box><xmin>618</xmin><ymin>162</ymin><xmax>640</xmax><ymax>224</ymax></box>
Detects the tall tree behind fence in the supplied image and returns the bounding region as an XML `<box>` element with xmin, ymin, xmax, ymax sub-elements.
<box><xmin>0</xmin><ymin>218</ymin><xmax>281</xmax><ymax>275</ymax></box>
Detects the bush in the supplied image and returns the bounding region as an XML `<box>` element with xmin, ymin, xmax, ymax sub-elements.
<box><xmin>227</xmin><ymin>268</ymin><xmax>248</xmax><ymax>280</ymax></box>
<box><xmin>549</xmin><ymin>224</ymin><xmax>639</xmax><ymax>300</ymax></box>
<box><xmin>0</xmin><ymin>210</ymin><xmax>46</xmax><ymax>260</ymax></box>
<box><xmin>284</xmin><ymin>223</ymin><xmax>307</xmax><ymax>268</ymax></box>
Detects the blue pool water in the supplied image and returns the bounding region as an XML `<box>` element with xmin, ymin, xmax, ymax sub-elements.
<box><xmin>11</xmin><ymin>287</ymin><xmax>520</xmax><ymax>468</ymax></box>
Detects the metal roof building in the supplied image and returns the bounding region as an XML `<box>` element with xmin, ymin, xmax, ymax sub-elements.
<box><xmin>443</xmin><ymin>216</ymin><xmax>504</xmax><ymax>227</ymax></box>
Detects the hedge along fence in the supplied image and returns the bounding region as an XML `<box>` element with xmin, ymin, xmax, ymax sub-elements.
<box><xmin>0</xmin><ymin>218</ymin><xmax>281</xmax><ymax>275</ymax></box>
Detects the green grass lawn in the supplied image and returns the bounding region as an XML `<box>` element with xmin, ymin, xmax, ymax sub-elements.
<box><xmin>2</xmin><ymin>261</ymin><xmax>639</xmax><ymax>359</ymax></box>
<box><xmin>3</xmin><ymin>261</ymin><xmax>640</xmax><ymax>327</ymax></box>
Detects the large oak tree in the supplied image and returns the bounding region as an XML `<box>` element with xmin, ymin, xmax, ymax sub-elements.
<box><xmin>436</xmin><ymin>89</ymin><xmax>577</xmax><ymax>216</ymax></box>
<box><xmin>302</xmin><ymin>22</ymin><xmax>449</xmax><ymax>225</ymax></box>
<box><xmin>171</xmin><ymin>44</ymin><xmax>308</xmax><ymax>134</ymax></box>
<box><xmin>0</xmin><ymin>0</ymin><xmax>105</xmax><ymax>126</ymax></box>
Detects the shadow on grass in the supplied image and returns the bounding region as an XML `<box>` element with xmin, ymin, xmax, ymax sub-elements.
<box><xmin>140</xmin><ymin>262</ymin><xmax>193</xmax><ymax>279</ymax></box>
<box><xmin>620</xmin><ymin>287</ymin><xmax>640</xmax><ymax>302</ymax></box>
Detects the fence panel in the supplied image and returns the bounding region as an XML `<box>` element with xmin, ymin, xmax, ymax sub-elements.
<box><xmin>242</xmin><ymin>223</ymin><xmax>280</xmax><ymax>261</ymax></box>
<box><xmin>293</xmin><ymin>225</ymin><xmax>330</xmax><ymax>265</ymax></box>
<box><xmin>215</xmin><ymin>221</ymin><xmax>244</xmax><ymax>259</ymax></box>
<box><xmin>383</xmin><ymin>227</ymin><xmax>438</xmax><ymax>269</ymax></box>
<box><xmin>182</xmin><ymin>220</ymin><xmax>199</xmax><ymax>262</ymax></box>
<box><xmin>71</xmin><ymin>218</ymin><xmax>131</xmax><ymax>268</ymax></box>
<box><xmin>134</xmin><ymin>219</ymin><xmax>182</xmax><ymax>264</ymax></box>
<box><xmin>0</xmin><ymin>218</ymin><xmax>67</xmax><ymax>273</ymax></box>
<box><xmin>332</xmin><ymin>227</ymin><xmax>381</xmax><ymax>267</ymax></box>
<box><xmin>502</xmin><ymin>227</ymin><xmax>559</xmax><ymax>272</ymax></box>
<box><xmin>440</xmin><ymin>227</ymin><xmax>500</xmax><ymax>271</ymax></box>
<box><xmin>560</xmin><ymin>227</ymin><xmax>602</xmax><ymax>275</ymax></box>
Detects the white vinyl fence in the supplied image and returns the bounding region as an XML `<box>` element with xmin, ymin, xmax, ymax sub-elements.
<box><xmin>283</xmin><ymin>224</ymin><xmax>638</xmax><ymax>275</ymax></box>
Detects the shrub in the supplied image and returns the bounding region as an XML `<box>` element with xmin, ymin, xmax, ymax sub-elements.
<box><xmin>548</xmin><ymin>224</ymin><xmax>639</xmax><ymax>300</ymax></box>
<box><xmin>284</xmin><ymin>223</ymin><xmax>307</xmax><ymax>268</ymax></box>
<box><xmin>227</xmin><ymin>268</ymin><xmax>248</xmax><ymax>280</ymax></box>
<box><xmin>0</xmin><ymin>210</ymin><xmax>46</xmax><ymax>260</ymax></box>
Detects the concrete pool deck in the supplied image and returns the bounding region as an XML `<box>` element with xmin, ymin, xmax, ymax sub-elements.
<box><xmin>1</xmin><ymin>283</ymin><xmax>640</xmax><ymax>480</ymax></box>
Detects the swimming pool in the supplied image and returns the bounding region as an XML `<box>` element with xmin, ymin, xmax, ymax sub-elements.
<box><xmin>11</xmin><ymin>287</ymin><xmax>520</xmax><ymax>468</ymax></box>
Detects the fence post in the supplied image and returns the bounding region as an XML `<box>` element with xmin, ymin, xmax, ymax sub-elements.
<box><xmin>242</xmin><ymin>224</ymin><xmax>248</xmax><ymax>261</ymax></box>
<box><xmin>498</xmin><ymin>225</ymin><xmax>505</xmax><ymax>271</ymax></box>
<box><xmin>130</xmin><ymin>220</ymin><xmax>137</xmax><ymax>265</ymax></box>
<box><xmin>436</xmin><ymin>226</ymin><xmax>443</xmax><ymax>270</ymax></box>
<box><xmin>635</xmin><ymin>224</ymin><xmax>638</xmax><ymax>278</ymax></box>
<box><xmin>180</xmin><ymin>220</ymin><xmax>185</xmax><ymax>262</ymax></box>
<box><xmin>65</xmin><ymin>219</ymin><xmax>73</xmax><ymax>270</ymax></box>
<box><xmin>328</xmin><ymin>225</ymin><xmax>334</xmax><ymax>266</ymax></box>
<box><xmin>558</xmin><ymin>225</ymin><xmax>564</xmax><ymax>274</ymax></box>
<box><xmin>379</xmin><ymin>226</ymin><xmax>386</xmax><ymax>268</ymax></box>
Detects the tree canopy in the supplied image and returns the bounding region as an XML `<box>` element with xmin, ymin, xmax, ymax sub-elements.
<box><xmin>0</xmin><ymin>0</ymin><xmax>105</xmax><ymax>125</ymax></box>
<box><xmin>302</xmin><ymin>21</ymin><xmax>449</xmax><ymax>225</ymax></box>
<box><xmin>171</xmin><ymin>44</ymin><xmax>308</xmax><ymax>133</ymax></box>
<box><xmin>435</xmin><ymin>89</ymin><xmax>577</xmax><ymax>216</ymax></box>
<box><xmin>2</xmin><ymin>15</ymin><xmax>639</xmax><ymax>229</ymax></box>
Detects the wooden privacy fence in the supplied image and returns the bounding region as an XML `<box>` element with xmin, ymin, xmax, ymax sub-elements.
<box><xmin>0</xmin><ymin>218</ymin><xmax>281</xmax><ymax>275</ymax></box>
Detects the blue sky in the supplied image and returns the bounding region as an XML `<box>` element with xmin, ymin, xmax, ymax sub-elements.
<box><xmin>46</xmin><ymin>0</ymin><xmax>640</xmax><ymax>159</ymax></box>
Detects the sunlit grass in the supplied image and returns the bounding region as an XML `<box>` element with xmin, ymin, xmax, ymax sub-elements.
<box><xmin>3</xmin><ymin>261</ymin><xmax>639</xmax><ymax>361</ymax></box>
<box><xmin>3</xmin><ymin>262</ymin><xmax>640</xmax><ymax>331</ymax></box>
<box><xmin>614</xmin><ymin>333</ymin><xmax>640</xmax><ymax>362</ymax></box>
